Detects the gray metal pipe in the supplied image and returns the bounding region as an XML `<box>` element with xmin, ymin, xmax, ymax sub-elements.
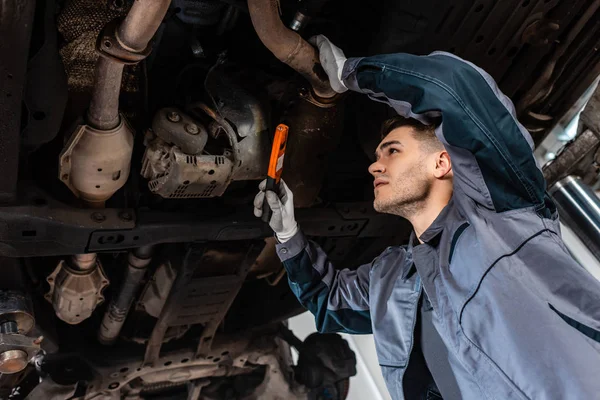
<box><xmin>117</xmin><ymin>0</ymin><xmax>172</xmax><ymax>52</ymax></box>
<box><xmin>550</xmin><ymin>175</ymin><xmax>600</xmax><ymax>259</ymax></box>
<box><xmin>98</xmin><ymin>246</ymin><xmax>153</xmax><ymax>345</ymax></box>
<box><xmin>70</xmin><ymin>253</ymin><xmax>98</xmax><ymax>271</ymax></box>
<box><xmin>86</xmin><ymin>0</ymin><xmax>171</xmax><ymax>130</ymax></box>
<box><xmin>87</xmin><ymin>58</ymin><xmax>124</xmax><ymax>130</ymax></box>
<box><xmin>247</xmin><ymin>0</ymin><xmax>335</xmax><ymax>99</ymax></box>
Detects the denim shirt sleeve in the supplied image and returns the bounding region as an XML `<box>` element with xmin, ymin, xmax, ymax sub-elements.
<box><xmin>276</xmin><ymin>230</ymin><xmax>373</xmax><ymax>334</ymax></box>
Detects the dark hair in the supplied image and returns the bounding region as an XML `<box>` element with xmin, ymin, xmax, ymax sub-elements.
<box><xmin>380</xmin><ymin>115</ymin><xmax>444</xmax><ymax>153</ymax></box>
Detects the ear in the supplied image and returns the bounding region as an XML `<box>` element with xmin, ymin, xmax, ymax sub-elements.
<box><xmin>433</xmin><ymin>151</ymin><xmax>452</xmax><ymax>179</ymax></box>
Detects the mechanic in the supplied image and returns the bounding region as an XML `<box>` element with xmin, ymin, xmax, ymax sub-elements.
<box><xmin>254</xmin><ymin>36</ymin><xmax>600</xmax><ymax>400</ymax></box>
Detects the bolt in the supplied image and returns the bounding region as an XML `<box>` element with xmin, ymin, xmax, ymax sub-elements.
<box><xmin>167</xmin><ymin>111</ymin><xmax>181</xmax><ymax>123</ymax></box>
<box><xmin>185</xmin><ymin>123</ymin><xmax>200</xmax><ymax>135</ymax></box>
<box><xmin>0</xmin><ymin>321</ymin><xmax>18</xmax><ymax>335</ymax></box>
<box><xmin>91</xmin><ymin>212</ymin><xmax>106</xmax><ymax>223</ymax></box>
<box><xmin>119</xmin><ymin>211</ymin><xmax>132</xmax><ymax>221</ymax></box>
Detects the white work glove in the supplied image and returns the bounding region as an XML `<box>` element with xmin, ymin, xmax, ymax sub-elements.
<box><xmin>254</xmin><ymin>179</ymin><xmax>299</xmax><ymax>243</ymax></box>
<box><xmin>309</xmin><ymin>35</ymin><xmax>348</xmax><ymax>94</ymax></box>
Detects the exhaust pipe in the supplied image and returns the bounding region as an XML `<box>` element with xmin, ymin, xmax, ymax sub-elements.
<box><xmin>247</xmin><ymin>0</ymin><xmax>335</xmax><ymax>99</ymax></box>
<box><xmin>87</xmin><ymin>0</ymin><xmax>172</xmax><ymax>130</ymax></box>
<box><xmin>60</xmin><ymin>0</ymin><xmax>172</xmax><ymax>207</ymax></box>
<box><xmin>550</xmin><ymin>175</ymin><xmax>600</xmax><ymax>259</ymax></box>
<box><xmin>98</xmin><ymin>246</ymin><xmax>154</xmax><ymax>345</ymax></box>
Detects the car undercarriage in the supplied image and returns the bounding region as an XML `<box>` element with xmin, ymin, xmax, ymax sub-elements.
<box><xmin>0</xmin><ymin>0</ymin><xmax>599</xmax><ymax>398</ymax></box>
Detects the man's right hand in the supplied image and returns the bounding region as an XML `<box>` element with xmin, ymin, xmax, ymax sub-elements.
<box><xmin>254</xmin><ymin>179</ymin><xmax>299</xmax><ymax>242</ymax></box>
<box><xmin>309</xmin><ymin>35</ymin><xmax>348</xmax><ymax>94</ymax></box>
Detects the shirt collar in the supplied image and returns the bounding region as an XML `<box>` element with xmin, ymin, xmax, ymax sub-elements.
<box><xmin>401</xmin><ymin>198</ymin><xmax>454</xmax><ymax>279</ymax></box>
<box><xmin>418</xmin><ymin>197</ymin><xmax>454</xmax><ymax>244</ymax></box>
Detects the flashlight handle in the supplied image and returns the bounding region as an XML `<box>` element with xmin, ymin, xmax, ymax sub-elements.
<box><xmin>261</xmin><ymin>177</ymin><xmax>277</xmax><ymax>223</ymax></box>
<box><xmin>262</xmin><ymin>124</ymin><xmax>289</xmax><ymax>225</ymax></box>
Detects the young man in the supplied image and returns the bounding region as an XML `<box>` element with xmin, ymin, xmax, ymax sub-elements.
<box><xmin>254</xmin><ymin>36</ymin><xmax>600</xmax><ymax>399</ymax></box>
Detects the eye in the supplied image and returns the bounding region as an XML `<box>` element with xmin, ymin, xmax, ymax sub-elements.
<box><xmin>388</xmin><ymin>148</ymin><xmax>399</xmax><ymax>155</ymax></box>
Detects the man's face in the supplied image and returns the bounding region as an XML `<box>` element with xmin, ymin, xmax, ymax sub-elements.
<box><xmin>368</xmin><ymin>127</ymin><xmax>433</xmax><ymax>216</ymax></box>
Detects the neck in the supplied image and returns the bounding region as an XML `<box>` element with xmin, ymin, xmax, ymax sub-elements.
<box><xmin>408</xmin><ymin>190</ymin><xmax>452</xmax><ymax>243</ymax></box>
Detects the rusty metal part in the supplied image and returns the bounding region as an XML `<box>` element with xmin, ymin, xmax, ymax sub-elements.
<box><xmin>141</xmin><ymin>136</ymin><xmax>234</xmax><ymax>198</ymax></box>
<box><xmin>189</xmin><ymin>102</ymin><xmax>241</xmax><ymax>165</ymax></box>
<box><xmin>249</xmin><ymin>238</ymin><xmax>287</xmax><ymax>285</ymax></box>
<box><xmin>186</xmin><ymin>379</ymin><xmax>210</xmax><ymax>399</ymax></box>
<box><xmin>517</xmin><ymin>0</ymin><xmax>600</xmax><ymax>112</ymax></box>
<box><xmin>57</xmin><ymin>0</ymin><xmax>132</xmax><ymax>96</ymax></box>
<box><xmin>0</xmin><ymin>334</ymin><xmax>39</xmax><ymax>374</ymax></box>
<box><xmin>282</xmin><ymin>91</ymin><xmax>345</xmax><ymax>207</ymax></box>
<box><xmin>521</xmin><ymin>110</ymin><xmax>554</xmax><ymax>134</ymax></box>
<box><xmin>140</xmin><ymin>367</ymin><xmax>219</xmax><ymax>386</ymax></box>
<box><xmin>0</xmin><ymin>350</ymin><xmax>28</xmax><ymax>374</ymax></box>
<box><xmin>141</xmin><ymin>101</ymin><xmax>244</xmax><ymax>199</ymax></box>
<box><xmin>0</xmin><ymin>290</ymin><xmax>40</xmax><ymax>374</ymax></box>
<box><xmin>167</xmin><ymin>111</ymin><xmax>181</xmax><ymax>122</ymax></box>
<box><xmin>71</xmin><ymin>253</ymin><xmax>98</xmax><ymax>271</ymax></box>
<box><xmin>0</xmin><ymin>291</ymin><xmax>35</xmax><ymax>335</ymax></box>
<box><xmin>266</xmin><ymin>268</ymin><xmax>286</xmax><ymax>286</ymax></box>
<box><xmin>117</xmin><ymin>0</ymin><xmax>171</xmax><ymax>53</ymax></box>
<box><xmin>137</xmin><ymin>262</ymin><xmax>177</xmax><ymax>320</ymax></box>
<box><xmin>87</xmin><ymin>55</ymin><xmax>126</xmax><ymax>130</ymax></box>
<box><xmin>194</xmin><ymin>246</ymin><xmax>259</xmax><ymax>358</ymax></box>
<box><xmin>143</xmin><ymin>247</ymin><xmax>205</xmax><ymax>366</ymax></box>
<box><xmin>580</xmin><ymin>80</ymin><xmax>600</xmax><ymax>135</ymax></box>
<box><xmin>86</xmin><ymin>0</ymin><xmax>171</xmax><ymax>130</ymax></box>
<box><xmin>249</xmin><ymin>237</ymin><xmax>281</xmax><ymax>278</ymax></box>
<box><xmin>143</xmin><ymin>245</ymin><xmax>258</xmax><ymax>366</ymax></box>
<box><xmin>247</xmin><ymin>0</ymin><xmax>335</xmax><ymax>99</ymax></box>
<box><xmin>521</xmin><ymin>20</ymin><xmax>560</xmax><ymax>47</ymax></box>
<box><xmin>59</xmin><ymin>117</ymin><xmax>134</xmax><ymax>206</ymax></box>
<box><xmin>74</xmin><ymin>329</ymin><xmax>307</xmax><ymax>398</ymax></box>
<box><xmin>0</xmin><ymin>193</ymin><xmax>402</xmax><ymax>257</ymax></box>
<box><xmin>127</xmin><ymin>261</ymin><xmax>191</xmax><ymax>345</ymax></box>
<box><xmin>542</xmin><ymin>130</ymin><xmax>600</xmax><ymax>187</ymax></box>
<box><xmin>142</xmin><ymin>82</ymin><xmax>269</xmax><ymax>198</ymax></box>
<box><xmin>152</xmin><ymin>108</ymin><xmax>208</xmax><ymax>154</ymax></box>
<box><xmin>98</xmin><ymin>18</ymin><xmax>152</xmax><ymax>65</ymax></box>
<box><xmin>45</xmin><ymin>257</ymin><xmax>109</xmax><ymax>324</ymax></box>
<box><xmin>98</xmin><ymin>246</ymin><xmax>154</xmax><ymax>345</ymax></box>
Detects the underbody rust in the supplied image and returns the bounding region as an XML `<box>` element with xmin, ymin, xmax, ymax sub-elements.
<box><xmin>0</xmin><ymin>0</ymin><xmax>598</xmax><ymax>398</ymax></box>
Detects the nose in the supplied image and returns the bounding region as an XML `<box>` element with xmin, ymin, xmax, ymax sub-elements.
<box><xmin>368</xmin><ymin>160</ymin><xmax>385</xmax><ymax>177</ymax></box>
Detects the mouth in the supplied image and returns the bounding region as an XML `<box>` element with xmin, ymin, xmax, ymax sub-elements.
<box><xmin>373</xmin><ymin>178</ymin><xmax>388</xmax><ymax>189</ymax></box>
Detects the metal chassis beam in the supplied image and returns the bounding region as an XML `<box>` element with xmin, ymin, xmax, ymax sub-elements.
<box><xmin>0</xmin><ymin>186</ymin><xmax>406</xmax><ymax>257</ymax></box>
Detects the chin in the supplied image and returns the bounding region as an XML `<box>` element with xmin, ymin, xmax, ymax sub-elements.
<box><xmin>373</xmin><ymin>198</ymin><xmax>387</xmax><ymax>213</ymax></box>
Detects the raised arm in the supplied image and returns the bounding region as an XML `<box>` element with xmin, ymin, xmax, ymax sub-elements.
<box><xmin>313</xmin><ymin>36</ymin><xmax>555</xmax><ymax>217</ymax></box>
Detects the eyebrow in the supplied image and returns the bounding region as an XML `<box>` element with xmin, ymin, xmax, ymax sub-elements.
<box><xmin>375</xmin><ymin>140</ymin><xmax>403</xmax><ymax>160</ymax></box>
